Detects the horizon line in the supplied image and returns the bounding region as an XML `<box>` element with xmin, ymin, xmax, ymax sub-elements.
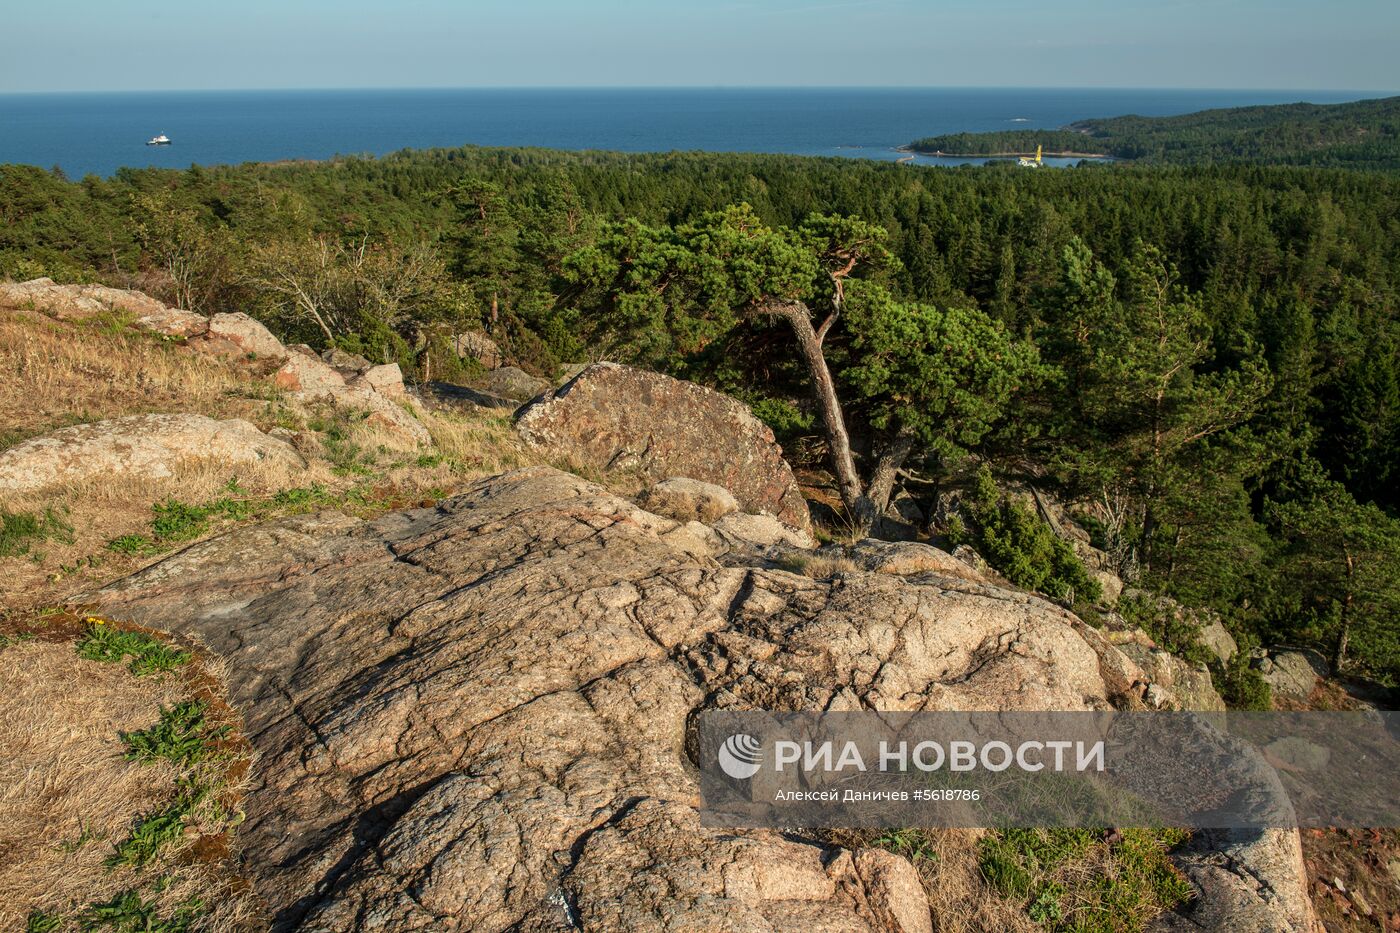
<box><xmin>3</xmin><ymin>85</ymin><xmax>1398</xmax><ymax>97</ymax></box>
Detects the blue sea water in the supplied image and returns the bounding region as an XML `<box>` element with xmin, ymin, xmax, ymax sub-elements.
<box><xmin>0</xmin><ymin>87</ymin><xmax>1386</xmax><ymax>179</ymax></box>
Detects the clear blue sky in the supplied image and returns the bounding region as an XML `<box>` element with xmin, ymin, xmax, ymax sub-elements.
<box><xmin>4</xmin><ymin>0</ymin><xmax>1397</xmax><ymax>93</ymax></box>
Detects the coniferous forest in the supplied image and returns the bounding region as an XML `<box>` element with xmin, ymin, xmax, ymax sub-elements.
<box><xmin>910</xmin><ymin>94</ymin><xmax>1400</xmax><ymax>168</ymax></box>
<box><xmin>3</xmin><ymin>147</ymin><xmax>1399</xmax><ymax>685</ymax></box>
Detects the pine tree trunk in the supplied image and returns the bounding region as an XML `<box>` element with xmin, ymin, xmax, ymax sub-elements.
<box><xmin>1333</xmin><ymin>549</ymin><xmax>1356</xmax><ymax>672</ymax></box>
<box><xmin>761</xmin><ymin>299</ymin><xmax>870</xmax><ymax>526</ymax></box>
<box><xmin>866</xmin><ymin>429</ymin><xmax>917</xmax><ymax>521</ymax></box>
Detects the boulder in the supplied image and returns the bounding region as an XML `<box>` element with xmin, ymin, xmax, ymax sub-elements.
<box><xmin>0</xmin><ymin>414</ymin><xmax>304</xmax><ymax>496</ymax></box>
<box><xmin>555</xmin><ymin>362</ymin><xmax>590</xmax><ymax>385</ymax></box>
<box><xmin>1255</xmin><ymin>651</ymin><xmax>1324</xmax><ymax>698</ymax></box>
<box><xmin>452</xmin><ymin>330</ymin><xmax>503</xmax><ymax>369</ymax></box>
<box><xmin>844</xmin><ymin>539</ymin><xmax>989</xmax><ymax>584</ymax></box>
<box><xmin>482</xmin><ymin>365</ymin><xmax>551</xmax><ymax>402</ymax></box>
<box><xmin>1153</xmin><ymin>829</ymin><xmax>1314</xmax><ymax>933</ymax></box>
<box><xmin>1199</xmin><ymin>620</ymin><xmax>1239</xmax><ymax>665</ymax></box>
<box><xmin>349</xmin><ymin>362</ymin><xmax>406</xmax><ymax>399</ymax></box>
<box><xmin>422</xmin><ymin>381</ymin><xmax>520</xmax><ymax>412</ymax></box>
<box><xmin>637</xmin><ymin>477</ymin><xmax>740</xmax><ymax>524</ymax></box>
<box><xmin>713</xmin><ymin>510</ymin><xmax>817</xmax><ymax>550</ymax></box>
<box><xmin>274</xmin><ymin>353</ymin><xmax>347</xmax><ymax>394</ymax></box>
<box><xmin>516</xmin><ymin>363</ymin><xmax>811</xmax><ymax>530</ymax></box>
<box><xmin>87</xmin><ymin>466</ymin><xmax>1189</xmax><ymax>931</ymax></box>
<box><xmin>194</xmin><ymin>312</ymin><xmax>288</xmax><ymax>360</ymax></box>
<box><xmin>322</xmin><ymin>347</ymin><xmax>373</xmax><ymax>374</ymax></box>
<box><xmin>133</xmin><ymin>305</ymin><xmax>209</xmax><ymax>338</ymax></box>
<box><xmin>1094</xmin><ymin>568</ymin><xmax>1125</xmax><ymax>606</ymax></box>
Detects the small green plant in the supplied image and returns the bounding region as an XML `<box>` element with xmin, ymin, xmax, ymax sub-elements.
<box><xmin>1</xmin><ymin>506</ymin><xmax>74</xmax><ymax>558</ymax></box>
<box><xmin>320</xmin><ymin>421</ymin><xmax>377</xmax><ymax>476</ymax></box>
<box><xmin>26</xmin><ymin>910</ymin><xmax>63</xmax><ymax>932</ymax></box>
<box><xmin>122</xmin><ymin>701</ymin><xmax>228</xmax><ymax>767</ymax></box>
<box><xmin>0</xmin><ymin>631</ymin><xmax>35</xmax><ymax>649</ymax></box>
<box><xmin>80</xmin><ymin>308</ymin><xmax>138</xmax><ymax>337</ymax></box>
<box><xmin>107</xmin><ymin>533</ymin><xmax>155</xmax><ymax>555</ymax></box>
<box><xmin>106</xmin><ymin>805</ymin><xmax>188</xmax><ymax>869</ymax></box>
<box><xmin>872</xmin><ymin>827</ymin><xmax>940</xmax><ymax>865</ymax></box>
<box><xmin>76</xmin><ymin>623</ymin><xmax>191</xmax><ymax>676</ymax></box>
<box><xmin>60</xmin><ymin>821</ymin><xmax>102</xmax><ymax>853</ymax></box>
<box><xmin>78</xmin><ymin>889</ymin><xmax>202</xmax><ymax>932</ymax></box>
<box><xmin>148</xmin><ymin>499</ymin><xmax>214</xmax><ymax>542</ymax></box>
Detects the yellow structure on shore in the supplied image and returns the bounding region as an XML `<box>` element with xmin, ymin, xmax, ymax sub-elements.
<box><xmin>1018</xmin><ymin>144</ymin><xmax>1043</xmax><ymax>168</ymax></box>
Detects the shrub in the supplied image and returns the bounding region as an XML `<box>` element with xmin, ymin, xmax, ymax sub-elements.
<box><xmin>1216</xmin><ymin>650</ymin><xmax>1273</xmax><ymax>710</ymax></box>
<box><xmin>960</xmin><ymin>468</ymin><xmax>1101</xmax><ymax>602</ymax></box>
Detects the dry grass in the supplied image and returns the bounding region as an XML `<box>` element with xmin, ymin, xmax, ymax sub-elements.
<box><xmin>775</xmin><ymin>552</ymin><xmax>861</xmax><ymax>579</ymax></box>
<box><xmin>0</xmin><ymin>313</ymin><xmax>269</xmax><ymax>449</ymax></box>
<box><xmin>0</xmin><ymin>639</ymin><xmax>258</xmax><ymax>931</ymax></box>
<box><xmin>0</xmin><ymin>456</ymin><xmax>337</xmax><ymax>614</ymax></box>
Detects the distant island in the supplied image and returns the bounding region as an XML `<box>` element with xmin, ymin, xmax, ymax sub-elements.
<box><xmin>908</xmin><ymin>95</ymin><xmax>1400</xmax><ymax>169</ymax></box>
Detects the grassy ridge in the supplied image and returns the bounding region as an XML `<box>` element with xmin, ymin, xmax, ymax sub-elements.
<box><xmin>908</xmin><ymin>95</ymin><xmax>1400</xmax><ymax>168</ymax></box>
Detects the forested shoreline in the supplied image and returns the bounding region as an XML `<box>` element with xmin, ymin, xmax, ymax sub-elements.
<box><xmin>3</xmin><ymin>147</ymin><xmax>1398</xmax><ymax>685</ymax></box>
<box><xmin>909</xmin><ymin>95</ymin><xmax>1400</xmax><ymax>168</ymax></box>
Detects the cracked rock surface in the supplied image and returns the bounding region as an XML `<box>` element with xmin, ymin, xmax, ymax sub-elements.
<box><xmin>88</xmin><ymin>467</ymin><xmax>1311</xmax><ymax>931</ymax></box>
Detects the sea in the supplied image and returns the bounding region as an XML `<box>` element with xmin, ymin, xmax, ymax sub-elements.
<box><xmin>0</xmin><ymin>87</ymin><xmax>1386</xmax><ymax>180</ymax></box>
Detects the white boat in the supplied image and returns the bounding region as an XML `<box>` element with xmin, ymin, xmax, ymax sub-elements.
<box><xmin>146</xmin><ymin>134</ymin><xmax>172</xmax><ymax>146</ymax></box>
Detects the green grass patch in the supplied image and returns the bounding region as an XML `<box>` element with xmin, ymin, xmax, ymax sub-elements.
<box><xmin>122</xmin><ymin>701</ymin><xmax>228</xmax><ymax>768</ymax></box>
<box><xmin>978</xmin><ymin>827</ymin><xmax>1193</xmax><ymax>932</ymax></box>
<box><xmin>78</xmin><ymin>889</ymin><xmax>203</xmax><ymax>932</ymax></box>
<box><xmin>320</xmin><ymin>420</ymin><xmax>378</xmax><ymax>476</ymax></box>
<box><xmin>76</xmin><ymin>623</ymin><xmax>191</xmax><ymax>676</ymax></box>
<box><xmin>0</xmin><ymin>506</ymin><xmax>74</xmax><ymax>558</ymax></box>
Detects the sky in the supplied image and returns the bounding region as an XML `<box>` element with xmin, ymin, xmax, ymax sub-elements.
<box><xmin>3</xmin><ymin>0</ymin><xmax>1397</xmax><ymax>93</ymax></box>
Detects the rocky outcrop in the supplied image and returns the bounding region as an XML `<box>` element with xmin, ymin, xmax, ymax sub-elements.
<box><xmin>1117</xmin><ymin>642</ymin><xmax>1228</xmax><ymax>712</ymax></box>
<box><xmin>0</xmin><ymin>414</ymin><xmax>304</xmax><ymax>496</ymax></box>
<box><xmin>86</xmin><ymin>467</ymin><xmax>1191</xmax><ymax>931</ymax></box>
<box><xmin>0</xmin><ymin>277</ymin><xmax>168</xmax><ymax>321</ymax></box>
<box><xmin>275</xmin><ymin>355</ymin><xmax>430</xmax><ymax>445</ymax></box>
<box><xmin>516</xmin><ymin>363</ymin><xmax>811</xmax><ymax>530</ymax></box>
<box><xmin>1199</xmin><ymin>620</ymin><xmax>1239</xmax><ymax>665</ymax></box>
<box><xmin>843</xmin><ymin>539</ymin><xmax>989</xmax><ymax>584</ymax></box>
<box><xmin>321</xmin><ymin>347</ymin><xmax>373</xmax><ymax>375</ymax></box>
<box><xmin>349</xmin><ymin>363</ymin><xmax>406</xmax><ymax>400</ymax></box>
<box><xmin>1153</xmin><ymin>829</ymin><xmax>1314</xmax><ymax>933</ymax></box>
